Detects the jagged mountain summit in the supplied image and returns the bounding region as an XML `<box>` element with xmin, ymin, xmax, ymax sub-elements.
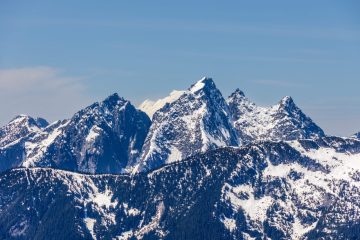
<box><xmin>0</xmin><ymin>94</ymin><xmax>151</xmax><ymax>174</ymax></box>
<box><xmin>1</xmin><ymin>136</ymin><xmax>360</xmax><ymax>239</ymax></box>
<box><xmin>136</xmin><ymin>77</ymin><xmax>239</xmax><ymax>172</ymax></box>
<box><xmin>0</xmin><ymin>115</ymin><xmax>48</xmax><ymax>148</ymax></box>
<box><xmin>1</xmin><ymin>77</ymin><xmax>329</xmax><ymax>174</ymax></box>
<box><xmin>227</xmin><ymin>89</ymin><xmax>325</xmax><ymax>143</ymax></box>
<box><xmin>0</xmin><ymin>115</ymin><xmax>49</xmax><ymax>171</ymax></box>
<box><xmin>353</xmin><ymin>132</ymin><xmax>360</xmax><ymax>139</ymax></box>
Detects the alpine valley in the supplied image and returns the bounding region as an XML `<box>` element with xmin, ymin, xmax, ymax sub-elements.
<box><xmin>0</xmin><ymin>77</ymin><xmax>360</xmax><ymax>240</ymax></box>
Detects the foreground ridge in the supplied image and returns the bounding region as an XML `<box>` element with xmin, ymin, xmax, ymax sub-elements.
<box><xmin>1</xmin><ymin>137</ymin><xmax>360</xmax><ymax>239</ymax></box>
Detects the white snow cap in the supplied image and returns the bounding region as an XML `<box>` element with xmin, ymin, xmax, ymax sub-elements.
<box><xmin>189</xmin><ymin>77</ymin><xmax>214</xmax><ymax>93</ymax></box>
<box><xmin>139</xmin><ymin>77</ymin><xmax>216</xmax><ymax>118</ymax></box>
<box><xmin>139</xmin><ymin>90</ymin><xmax>186</xmax><ymax>119</ymax></box>
<box><xmin>279</xmin><ymin>96</ymin><xmax>294</xmax><ymax>105</ymax></box>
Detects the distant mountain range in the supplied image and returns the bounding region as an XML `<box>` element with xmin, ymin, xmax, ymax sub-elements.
<box><xmin>0</xmin><ymin>77</ymin><xmax>359</xmax><ymax>239</ymax></box>
<box><xmin>0</xmin><ymin>77</ymin><xmax>328</xmax><ymax>174</ymax></box>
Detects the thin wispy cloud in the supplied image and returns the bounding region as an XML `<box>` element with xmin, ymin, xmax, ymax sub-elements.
<box><xmin>9</xmin><ymin>18</ymin><xmax>360</xmax><ymax>42</ymax></box>
<box><xmin>0</xmin><ymin>66</ymin><xmax>84</xmax><ymax>92</ymax></box>
<box><xmin>0</xmin><ymin>66</ymin><xmax>91</xmax><ymax>125</ymax></box>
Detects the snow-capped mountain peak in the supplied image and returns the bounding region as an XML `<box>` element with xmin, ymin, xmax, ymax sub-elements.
<box><xmin>139</xmin><ymin>77</ymin><xmax>220</xmax><ymax>120</ymax></box>
<box><xmin>9</xmin><ymin>114</ymin><xmax>48</xmax><ymax>130</ymax></box>
<box><xmin>136</xmin><ymin>77</ymin><xmax>238</xmax><ymax>172</ymax></box>
<box><xmin>278</xmin><ymin>95</ymin><xmax>297</xmax><ymax>111</ymax></box>
<box><xmin>353</xmin><ymin>132</ymin><xmax>360</xmax><ymax>139</ymax></box>
<box><xmin>10</xmin><ymin>114</ymin><xmax>32</xmax><ymax>124</ymax></box>
<box><xmin>279</xmin><ymin>95</ymin><xmax>293</xmax><ymax>105</ymax></box>
<box><xmin>0</xmin><ymin>93</ymin><xmax>151</xmax><ymax>174</ymax></box>
<box><xmin>228</xmin><ymin>90</ymin><xmax>325</xmax><ymax>143</ymax></box>
<box><xmin>227</xmin><ymin>88</ymin><xmax>256</xmax><ymax>120</ymax></box>
<box><xmin>231</xmin><ymin>88</ymin><xmax>246</xmax><ymax>98</ymax></box>
<box><xmin>27</xmin><ymin>93</ymin><xmax>151</xmax><ymax>174</ymax></box>
<box><xmin>189</xmin><ymin>76</ymin><xmax>215</xmax><ymax>94</ymax></box>
<box><xmin>0</xmin><ymin>114</ymin><xmax>48</xmax><ymax>148</ymax></box>
<box><xmin>101</xmin><ymin>93</ymin><xmax>126</xmax><ymax>109</ymax></box>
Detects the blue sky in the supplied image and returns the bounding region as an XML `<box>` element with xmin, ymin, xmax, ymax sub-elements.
<box><xmin>0</xmin><ymin>1</ymin><xmax>359</xmax><ymax>136</ymax></box>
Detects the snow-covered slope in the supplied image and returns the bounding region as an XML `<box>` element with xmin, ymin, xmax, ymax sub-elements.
<box><xmin>136</xmin><ymin>77</ymin><xmax>238</xmax><ymax>172</ymax></box>
<box><xmin>227</xmin><ymin>89</ymin><xmax>325</xmax><ymax>143</ymax></box>
<box><xmin>1</xmin><ymin>136</ymin><xmax>360</xmax><ymax>239</ymax></box>
<box><xmin>0</xmin><ymin>94</ymin><xmax>151</xmax><ymax>174</ymax></box>
<box><xmin>217</xmin><ymin>136</ymin><xmax>360</xmax><ymax>239</ymax></box>
<box><xmin>139</xmin><ymin>90</ymin><xmax>186</xmax><ymax>119</ymax></box>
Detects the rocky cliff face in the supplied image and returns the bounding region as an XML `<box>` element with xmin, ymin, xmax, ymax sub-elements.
<box><xmin>0</xmin><ymin>94</ymin><xmax>151</xmax><ymax>174</ymax></box>
<box><xmin>136</xmin><ymin>77</ymin><xmax>238</xmax><ymax>172</ymax></box>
